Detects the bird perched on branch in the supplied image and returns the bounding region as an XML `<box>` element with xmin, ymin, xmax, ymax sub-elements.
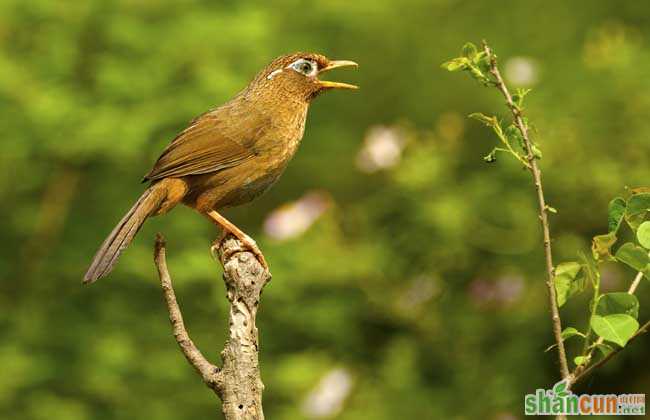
<box><xmin>84</xmin><ymin>52</ymin><xmax>358</xmax><ymax>283</ymax></box>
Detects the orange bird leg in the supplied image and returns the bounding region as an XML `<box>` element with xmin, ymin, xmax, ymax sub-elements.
<box><xmin>205</xmin><ymin>210</ymin><xmax>268</xmax><ymax>269</ymax></box>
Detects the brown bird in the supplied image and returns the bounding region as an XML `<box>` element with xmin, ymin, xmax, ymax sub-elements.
<box><xmin>84</xmin><ymin>52</ymin><xmax>357</xmax><ymax>283</ymax></box>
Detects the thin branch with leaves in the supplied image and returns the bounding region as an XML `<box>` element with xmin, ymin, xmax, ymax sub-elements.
<box><xmin>443</xmin><ymin>40</ymin><xmax>569</xmax><ymax>379</ymax></box>
<box><xmin>442</xmin><ymin>40</ymin><xmax>650</xmax><ymax>390</ymax></box>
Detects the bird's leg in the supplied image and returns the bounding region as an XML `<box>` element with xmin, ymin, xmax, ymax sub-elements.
<box><xmin>205</xmin><ymin>210</ymin><xmax>268</xmax><ymax>269</ymax></box>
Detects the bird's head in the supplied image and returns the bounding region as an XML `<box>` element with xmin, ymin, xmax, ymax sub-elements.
<box><xmin>250</xmin><ymin>52</ymin><xmax>358</xmax><ymax>102</ymax></box>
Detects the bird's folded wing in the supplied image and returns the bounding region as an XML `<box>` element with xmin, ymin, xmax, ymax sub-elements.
<box><xmin>143</xmin><ymin>108</ymin><xmax>268</xmax><ymax>182</ymax></box>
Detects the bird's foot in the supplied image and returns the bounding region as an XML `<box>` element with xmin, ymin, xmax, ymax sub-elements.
<box><xmin>211</xmin><ymin>231</ymin><xmax>268</xmax><ymax>270</ymax></box>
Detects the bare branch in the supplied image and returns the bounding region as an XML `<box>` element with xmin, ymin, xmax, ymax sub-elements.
<box><xmin>154</xmin><ymin>234</ymin><xmax>223</xmax><ymax>393</ymax></box>
<box><xmin>628</xmin><ymin>270</ymin><xmax>644</xmax><ymax>295</ymax></box>
<box><xmin>213</xmin><ymin>235</ymin><xmax>271</xmax><ymax>420</ymax></box>
<box><xmin>482</xmin><ymin>41</ymin><xmax>570</xmax><ymax>379</ymax></box>
<box><xmin>154</xmin><ymin>233</ymin><xmax>271</xmax><ymax>419</ymax></box>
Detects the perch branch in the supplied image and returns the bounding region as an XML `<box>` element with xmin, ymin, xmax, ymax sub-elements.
<box><xmin>483</xmin><ymin>41</ymin><xmax>570</xmax><ymax>379</ymax></box>
<box><xmin>154</xmin><ymin>235</ymin><xmax>222</xmax><ymax>392</ymax></box>
<box><xmin>154</xmin><ymin>233</ymin><xmax>271</xmax><ymax>419</ymax></box>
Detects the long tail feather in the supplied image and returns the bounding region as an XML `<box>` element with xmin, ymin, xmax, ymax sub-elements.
<box><xmin>83</xmin><ymin>186</ymin><xmax>164</xmax><ymax>284</ymax></box>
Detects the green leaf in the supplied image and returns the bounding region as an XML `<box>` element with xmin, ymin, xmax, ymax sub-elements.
<box><xmin>591</xmin><ymin>232</ymin><xmax>617</xmax><ymax>261</ymax></box>
<box><xmin>545</xmin><ymin>327</ymin><xmax>585</xmax><ymax>352</ymax></box>
<box><xmin>615</xmin><ymin>242</ymin><xmax>650</xmax><ymax>279</ymax></box>
<box><xmin>468</xmin><ymin>66</ymin><xmax>487</xmax><ymax>82</ymax></box>
<box><xmin>574</xmin><ymin>356</ymin><xmax>589</xmax><ymax>366</ymax></box>
<box><xmin>590</xmin><ymin>314</ymin><xmax>639</xmax><ymax>347</ymax></box>
<box><xmin>608</xmin><ymin>197</ymin><xmax>627</xmax><ymax>233</ymax></box>
<box><xmin>636</xmin><ymin>221</ymin><xmax>650</xmax><ymax>249</ymax></box>
<box><xmin>474</xmin><ymin>52</ymin><xmax>491</xmax><ymax>78</ymax></box>
<box><xmin>596</xmin><ymin>293</ymin><xmax>639</xmax><ymax>319</ymax></box>
<box><xmin>553</xmin><ymin>262</ymin><xmax>584</xmax><ymax>307</ymax></box>
<box><xmin>626</xmin><ymin>212</ymin><xmax>646</xmax><ymax>231</ymax></box>
<box><xmin>626</xmin><ymin>193</ymin><xmax>650</xmax><ymax>217</ymax></box>
<box><xmin>472</xmin><ymin>51</ymin><xmax>487</xmax><ymax>64</ymax></box>
<box><xmin>504</xmin><ymin>125</ymin><xmax>524</xmax><ymax>151</ymax></box>
<box><xmin>461</xmin><ymin>42</ymin><xmax>478</xmax><ymax>59</ymax></box>
<box><xmin>468</xmin><ymin>112</ymin><xmax>497</xmax><ymax>127</ymax></box>
<box><xmin>441</xmin><ymin>57</ymin><xmax>469</xmax><ymax>72</ymax></box>
<box><xmin>578</xmin><ymin>251</ymin><xmax>600</xmax><ymax>288</ymax></box>
<box><xmin>512</xmin><ymin>87</ymin><xmax>532</xmax><ymax>108</ymax></box>
<box><xmin>625</xmin><ymin>193</ymin><xmax>650</xmax><ymax>230</ymax></box>
<box><xmin>561</xmin><ymin>327</ymin><xmax>585</xmax><ymax>340</ymax></box>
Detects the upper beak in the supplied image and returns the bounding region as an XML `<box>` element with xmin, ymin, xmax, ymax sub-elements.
<box><xmin>318</xmin><ymin>60</ymin><xmax>359</xmax><ymax>90</ymax></box>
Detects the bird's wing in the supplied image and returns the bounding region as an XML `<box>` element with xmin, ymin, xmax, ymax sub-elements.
<box><xmin>144</xmin><ymin>105</ymin><xmax>269</xmax><ymax>182</ymax></box>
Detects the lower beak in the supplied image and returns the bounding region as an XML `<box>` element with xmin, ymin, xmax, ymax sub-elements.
<box><xmin>318</xmin><ymin>60</ymin><xmax>359</xmax><ymax>90</ymax></box>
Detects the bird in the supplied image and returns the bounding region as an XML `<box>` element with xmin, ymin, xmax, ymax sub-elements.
<box><xmin>83</xmin><ymin>52</ymin><xmax>358</xmax><ymax>284</ymax></box>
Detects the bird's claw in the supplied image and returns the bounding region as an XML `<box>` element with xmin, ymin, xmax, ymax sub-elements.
<box><xmin>211</xmin><ymin>233</ymin><xmax>268</xmax><ymax>270</ymax></box>
<box><xmin>239</xmin><ymin>235</ymin><xmax>268</xmax><ymax>270</ymax></box>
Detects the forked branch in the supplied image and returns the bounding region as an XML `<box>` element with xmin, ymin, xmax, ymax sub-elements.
<box><xmin>154</xmin><ymin>233</ymin><xmax>271</xmax><ymax>419</ymax></box>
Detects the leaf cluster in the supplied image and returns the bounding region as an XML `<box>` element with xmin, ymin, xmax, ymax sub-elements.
<box><xmin>553</xmin><ymin>191</ymin><xmax>650</xmax><ymax>365</ymax></box>
<box><xmin>443</xmin><ymin>43</ymin><xmax>540</xmax><ymax>167</ymax></box>
<box><xmin>441</xmin><ymin>42</ymin><xmax>493</xmax><ymax>86</ymax></box>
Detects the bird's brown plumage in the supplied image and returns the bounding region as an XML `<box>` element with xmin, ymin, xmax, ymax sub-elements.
<box><xmin>84</xmin><ymin>52</ymin><xmax>357</xmax><ymax>283</ymax></box>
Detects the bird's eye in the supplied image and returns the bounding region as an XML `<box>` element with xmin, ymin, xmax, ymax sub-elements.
<box><xmin>299</xmin><ymin>62</ymin><xmax>312</xmax><ymax>74</ymax></box>
<box><xmin>290</xmin><ymin>59</ymin><xmax>316</xmax><ymax>76</ymax></box>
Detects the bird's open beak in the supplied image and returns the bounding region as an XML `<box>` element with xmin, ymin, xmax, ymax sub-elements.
<box><xmin>318</xmin><ymin>60</ymin><xmax>359</xmax><ymax>90</ymax></box>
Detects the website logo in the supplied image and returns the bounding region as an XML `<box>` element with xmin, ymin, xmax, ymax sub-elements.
<box><xmin>525</xmin><ymin>380</ymin><xmax>645</xmax><ymax>416</ymax></box>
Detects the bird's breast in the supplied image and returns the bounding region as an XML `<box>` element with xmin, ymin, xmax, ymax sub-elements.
<box><xmin>258</xmin><ymin>102</ymin><xmax>308</xmax><ymax>156</ymax></box>
<box><xmin>186</xmin><ymin>100</ymin><xmax>310</xmax><ymax>211</ymax></box>
<box><xmin>228</xmin><ymin>110</ymin><xmax>308</xmax><ymax>206</ymax></box>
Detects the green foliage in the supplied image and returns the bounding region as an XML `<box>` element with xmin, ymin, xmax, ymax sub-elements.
<box><xmin>445</xmin><ymin>44</ymin><xmax>539</xmax><ymax>169</ymax></box>
<box><xmin>441</xmin><ymin>42</ymin><xmax>492</xmax><ymax>85</ymax></box>
<box><xmin>445</xmin><ymin>37</ymin><xmax>650</xmax><ymax>390</ymax></box>
<box><xmin>553</xmin><ymin>262</ymin><xmax>584</xmax><ymax>307</ymax></box>
<box><xmin>608</xmin><ymin>197</ymin><xmax>627</xmax><ymax>233</ymax></box>
<box><xmin>625</xmin><ymin>193</ymin><xmax>650</xmax><ymax>230</ymax></box>
<box><xmin>626</xmin><ymin>193</ymin><xmax>650</xmax><ymax>217</ymax></box>
<box><xmin>550</xmin><ymin>189</ymin><xmax>650</xmax><ymax>365</ymax></box>
<box><xmin>546</xmin><ymin>327</ymin><xmax>586</xmax><ymax>353</ymax></box>
<box><xmin>596</xmin><ymin>293</ymin><xmax>639</xmax><ymax>319</ymax></box>
<box><xmin>591</xmin><ymin>232</ymin><xmax>616</xmax><ymax>261</ymax></box>
<box><xmin>550</xmin><ymin>190</ymin><xmax>650</xmax><ymax>365</ymax></box>
<box><xmin>512</xmin><ymin>88</ymin><xmax>532</xmax><ymax>109</ymax></box>
<box><xmin>574</xmin><ymin>355</ymin><xmax>589</xmax><ymax>366</ymax></box>
<box><xmin>636</xmin><ymin>221</ymin><xmax>650</xmax><ymax>249</ymax></box>
<box><xmin>561</xmin><ymin>327</ymin><xmax>586</xmax><ymax>341</ymax></box>
<box><xmin>590</xmin><ymin>314</ymin><xmax>639</xmax><ymax>347</ymax></box>
<box><xmin>467</xmin><ymin>113</ymin><xmax>531</xmax><ymax>167</ymax></box>
<box><xmin>615</xmin><ymin>243</ymin><xmax>650</xmax><ymax>279</ymax></box>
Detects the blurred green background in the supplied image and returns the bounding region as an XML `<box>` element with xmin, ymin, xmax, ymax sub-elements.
<box><xmin>1</xmin><ymin>0</ymin><xmax>649</xmax><ymax>419</ymax></box>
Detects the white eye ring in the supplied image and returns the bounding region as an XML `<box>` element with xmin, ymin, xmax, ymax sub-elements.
<box><xmin>288</xmin><ymin>59</ymin><xmax>317</xmax><ymax>77</ymax></box>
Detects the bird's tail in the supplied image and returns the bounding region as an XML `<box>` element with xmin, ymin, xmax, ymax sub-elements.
<box><xmin>83</xmin><ymin>185</ymin><xmax>166</xmax><ymax>284</ymax></box>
